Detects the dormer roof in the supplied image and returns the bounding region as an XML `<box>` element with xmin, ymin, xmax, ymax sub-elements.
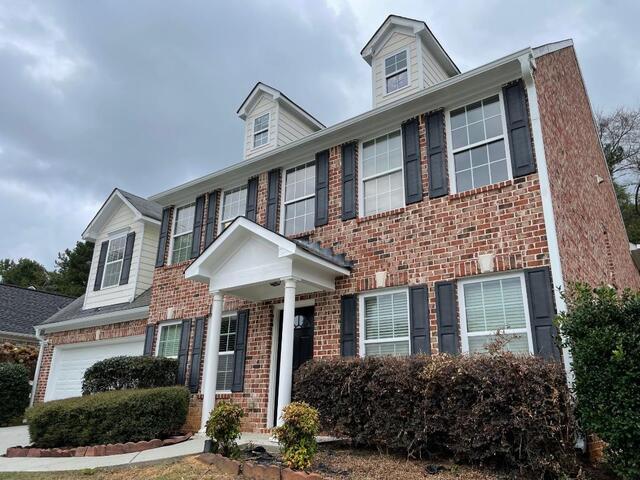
<box><xmin>236</xmin><ymin>82</ymin><xmax>325</xmax><ymax>129</ymax></box>
<box><xmin>360</xmin><ymin>15</ymin><xmax>460</xmax><ymax>76</ymax></box>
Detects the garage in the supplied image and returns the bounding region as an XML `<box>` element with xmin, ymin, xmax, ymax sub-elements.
<box><xmin>44</xmin><ymin>336</ymin><xmax>144</xmax><ymax>401</ymax></box>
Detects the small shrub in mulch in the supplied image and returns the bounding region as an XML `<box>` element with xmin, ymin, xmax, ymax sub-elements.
<box><xmin>273</xmin><ymin>402</ymin><xmax>320</xmax><ymax>470</ymax></box>
<box><xmin>205</xmin><ymin>400</ymin><xmax>244</xmax><ymax>458</ymax></box>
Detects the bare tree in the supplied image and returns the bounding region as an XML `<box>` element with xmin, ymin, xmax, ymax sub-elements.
<box><xmin>596</xmin><ymin>107</ymin><xmax>640</xmax><ymax>183</ymax></box>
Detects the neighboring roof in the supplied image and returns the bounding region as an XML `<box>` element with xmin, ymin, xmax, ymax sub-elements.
<box><xmin>236</xmin><ymin>82</ymin><xmax>325</xmax><ymax>129</ymax></box>
<box><xmin>0</xmin><ymin>284</ymin><xmax>75</xmax><ymax>337</ymax></box>
<box><xmin>82</xmin><ymin>188</ymin><xmax>162</xmax><ymax>241</ymax></box>
<box><xmin>360</xmin><ymin>15</ymin><xmax>460</xmax><ymax>76</ymax></box>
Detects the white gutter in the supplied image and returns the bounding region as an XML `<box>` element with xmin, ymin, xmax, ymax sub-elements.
<box><xmin>30</xmin><ymin>328</ymin><xmax>46</xmax><ymax>406</ymax></box>
<box><xmin>39</xmin><ymin>306</ymin><xmax>149</xmax><ymax>334</ymax></box>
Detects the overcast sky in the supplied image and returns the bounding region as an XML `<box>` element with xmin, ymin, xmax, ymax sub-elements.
<box><xmin>1</xmin><ymin>0</ymin><xmax>639</xmax><ymax>268</ymax></box>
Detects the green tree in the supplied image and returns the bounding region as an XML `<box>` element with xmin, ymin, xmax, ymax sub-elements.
<box><xmin>1</xmin><ymin>258</ymin><xmax>49</xmax><ymax>289</ymax></box>
<box><xmin>49</xmin><ymin>241</ymin><xmax>94</xmax><ymax>297</ymax></box>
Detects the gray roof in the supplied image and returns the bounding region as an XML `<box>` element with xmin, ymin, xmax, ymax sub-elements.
<box><xmin>0</xmin><ymin>284</ymin><xmax>75</xmax><ymax>336</ymax></box>
<box><xmin>294</xmin><ymin>239</ymin><xmax>353</xmax><ymax>268</ymax></box>
<box><xmin>40</xmin><ymin>288</ymin><xmax>152</xmax><ymax>327</ymax></box>
<box><xmin>118</xmin><ymin>189</ymin><xmax>163</xmax><ymax>221</ymax></box>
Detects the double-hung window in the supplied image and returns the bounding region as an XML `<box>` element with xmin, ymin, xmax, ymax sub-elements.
<box><xmin>220</xmin><ymin>185</ymin><xmax>247</xmax><ymax>231</ymax></box>
<box><xmin>171</xmin><ymin>203</ymin><xmax>195</xmax><ymax>264</ymax></box>
<box><xmin>253</xmin><ymin>113</ymin><xmax>270</xmax><ymax>148</ymax></box>
<box><xmin>385</xmin><ymin>50</ymin><xmax>408</xmax><ymax>94</ymax></box>
<box><xmin>459</xmin><ymin>273</ymin><xmax>533</xmax><ymax>354</ymax></box>
<box><xmin>449</xmin><ymin>94</ymin><xmax>510</xmax><ymax>193</ymax></box>
<box><xmin>157</xmin><ymin>322</ymin><xmax>182</xmax><ymax>358</ymax></box>
<box><xmin>101</xmin><ymin>235</ymin><xmax>126</xmax><ymax>288</ymax></box>
<box><xmin>283</xmin><ymin>161</ymin><xmax>315</xmax><ymax>235</ymax></box>
<box><xmin>361</xmin><ymin>130</ymin><xmax>403</xmax><ymax>216</ymax></box>
<box><xmin>361</xmin><ymin>289</ymin><xmax>410</xmax><ymax>357</ymax></box>
<box><xmin>217</xmin><ymin>313</ymin><xmax>237</xmax><ymax>392</ymax></box>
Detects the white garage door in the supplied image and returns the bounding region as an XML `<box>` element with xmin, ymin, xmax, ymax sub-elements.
<box><xmin>45</xmin><ymin>336</ymin><xmax>144</xmax><ymax>401</ymax></box>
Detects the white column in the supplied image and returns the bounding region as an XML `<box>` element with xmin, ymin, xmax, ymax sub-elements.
<box><xmin>200</xmin><ymin>291</ymin><xmax>223</xmax><ymax>432</ymax></box>
<box><xmin>276</xmin><ymin>278</ymin><xmax>297</xmax><ymax>426</ymax></box>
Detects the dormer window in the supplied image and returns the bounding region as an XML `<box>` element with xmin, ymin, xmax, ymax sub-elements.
<box><xmin>101</xmin><ymin>234</ymin><xmax>127</xmax><ymax>288</ymax></box>
<box><xmin>385</xmin><ymin>50</ymin><xmax>408</xmax><ymax>94</ymax></box>
<box><xmin>253</xmin><ymin>113</ymin><xmax>270</xmax><ymax>148</ymax></box>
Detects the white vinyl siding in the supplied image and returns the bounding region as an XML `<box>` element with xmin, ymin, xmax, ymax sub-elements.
<box><xmin>459</xmin><ymin>273</ymin><xmax>534</xmax><ymax>354</ymax></box>
<box><xmin>361</xmin><ymin>130</ymin><xmax>404</xmax><ymax>216</ymax></box>
<box><xmin>360</xmin><ymin>289</ymin><xmax>410</xmax><ymax>357</ymax></box>
<box><xmin>101</xmin><ymin>235</ymin><xmax>126</xmax><ymax>288</ymax></box>
<box><xmin>220</xmin><ymin>186</ymin><xmax>247</xmax><ymax>231</ymax></box>
<box><xmin>276</xmin><ymin>105</ymin><xmax>316</xmax><ymax>147</ymax></box>
<box><xmin>135</xmin><ymin>222</ymin><xmax>159</xmax><ymax>296</ymax></box>
<box><xmin>157</xmin><ymin>322</ymin><xmax>182</xmax><ymax>359</ymax></box>
<box><xmin>283</xmin><ymin>161</ymin><xmax>316</xmax><ymax>235</ymax></box>
<box><xmin>372</xmin><ymin>32</ymin><xmax>419</xmax><ymax>107</ymax></box>
<box><xmin>421</xmin><ymin>40</ymin><xmax>449</xmax><ymax>87</ymax></box>
<box><xmin>171</xmin><ymin>203</ymin><xmax>195</xmax><ymax>264</ymax></box>
<box><xmin>217</xmin><ymin>313</ymin><xmax>237</xmax><ymax>392</ymax></box>
<box><xmin>245</xmin><ymin>95</ymin><xmax>276</xmax><ymax>159</ymax></box>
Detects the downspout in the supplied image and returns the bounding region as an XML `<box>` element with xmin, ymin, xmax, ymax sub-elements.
<box><xmin>29</xmin><ymin>327</ymin><xmax>46</xmax><ymax>407</ymax></box>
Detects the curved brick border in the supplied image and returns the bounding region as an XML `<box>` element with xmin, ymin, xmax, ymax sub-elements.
<box><xmin>5</xmin><ymin>433</ymin><xmax>192</xmax><ymax>458</ymax></box>
<box><xmin>198</xmin><ymin>453</ymin><xmax>323</xmax><ymax>479</ymax></box>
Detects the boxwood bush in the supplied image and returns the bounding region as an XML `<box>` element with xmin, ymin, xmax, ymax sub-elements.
<box><xmin>0</xmin><ymin>363</ymin><xmax>31</xmax><ymax>426</ymax></box>
<box><xmin>82</xmin><ymin>355</ymin><xmax>178</xmax><ymax>395</ymax></box>
<box><xmin>26</xmin><ymin>386</ymin><xmax>189</xmax><ymax>448</ymax></box>
<box><xmin>294</xmin><ymin>353</ymin><xmax>575</xmax><ymax>477</ymax></box>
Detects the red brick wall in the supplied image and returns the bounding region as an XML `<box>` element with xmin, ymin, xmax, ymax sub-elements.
<box><xmin>535</xmin><ymin>46</ymin><xmax>640</xmax><ymax>289</ymax></box>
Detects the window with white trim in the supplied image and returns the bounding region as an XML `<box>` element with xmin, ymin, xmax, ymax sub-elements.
<box><xmin>101</xmin><ymin>235</ymin><xmax>126</xmax><ymax>288</ymax></box>
<box><xmin>253</xmin><ymin>113</ymin><xmax>270</xmax><ymax>148</ymax></box>
<box><xmin>171</xmin><ymin>203</ymin><xmax>195</xmax><ymax>264</ymax></box>
<box><xmin>220</xmin><ymin>185</ymin><xmax>247</xmax><ymax>231</ymax></box>
<box><xmin>283</xmin><ymin>161</ymin><xmax>315</xmax><ymax>235</ymax></box>
<box><xmin>361</xmin><ymin>289</ymin><xmax>410</xmax><ymax>357</ymax></box>
<box><xmin>362</xmin><ymin>130</ymin><xmax>403</xmax><ymax>216</ymax></box>
<box><xmin>449</xmin><ymin>94</ymin><xmax>510</xmax><ymax>192</ymax></box>
<box><xmin>216</xmin><ymin>313</ymin><xmax>237</xmax><ymax>392</ymax></box>
<box><xmin>459</xmin><ymin>273</ymin><xmax>533</xmax><ymax>354</ymax></box>
<box><xmin>385</xmin><ymin>50</ymin><xmax>408</xmax><ymax>94</ymax></box>
<box><xmin>157</xmin><ymin>322</ymin><xmax>182</xmax><ymax>359</ymax></box>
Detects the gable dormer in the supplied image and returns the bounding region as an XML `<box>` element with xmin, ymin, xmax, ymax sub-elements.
<box><xmin>237</xmin><ymin>83</ymin><xmax>324</xmax><ymax>160</ymax></box>
<box><xmin>361</xmin><ymin>15</ymin><xmax>460</xmax><ymax>108</ymax></box>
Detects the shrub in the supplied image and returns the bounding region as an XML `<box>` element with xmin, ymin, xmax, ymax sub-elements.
<box><xmin>82</xmin><ymin>355</ymin><xmax>178</xmax><ymax>395</ymax></box>
<box><xmin>26</xmin><ymin>386</ymin><xmax>189</xmax><ymax>448</ymax></box>
<box><xmin>0</xmin><ymin>342</ymin><xmax>38</xmax><ymax>377</ymax></box>
<box><xmin>557</xmin><ymin>284</ymin><xmax>640</xmax><ymax>479</ymax></box>
<box><xmin>294</xmin><ymin>354</ymin><xmax>575</xmax><ymax>476</ymax></box>
<box><xmin>273</xmin><ymin>402</ymin><xmax>319</xmax><ymax>471</ymax></box>
<box><xmin>0</xmin><ymin>363</ymin><xmax>30</xmax><ymax>426</ymax></box>
<box><xmin>204</xmin><ymin>401</ymin><xmax>244</xmax><ymax>457</ymax></box>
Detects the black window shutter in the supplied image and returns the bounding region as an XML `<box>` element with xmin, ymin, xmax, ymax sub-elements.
<box><xmin>245</xmin><ymin>177</ymin><xmax>259</xmax><ymax>222</ymax></box>
<box><xmin>524</xmin><ymin>267</ymin><xmax>561</xmax><ymax>360</ymax></box>
<box><xmin>93</xmin><ymin>240</ymin><xmax>109</xmax><ymax>291</ymax></box>
<box><xmin>176</xmin><ymin>319</ymin><xmax>192</xmax><ymax>385</ymax></box>
<box><xmin>143</xmin><ymin>324</ymin><xmax>156</xmax><ymax>356</ymax></box>
<box><xmin>204</xmin><ymin>191</ymin><xmax>219</xmax><ymax>249</ymax></box>
<box><xmin>231</xmin><ymin>309</ymin><xmax>249</xmax><ymax>392</ymax></box>
<box><xmin>155</xmin><ymin>207</ymin><xmax>172</xmax><ymax>267</ymax></box>
<box><xmin>266</xmin><ymin>169</ymin><xmax>281</xmax><ymax>231</ymax></box>
<box><xmin>402</xmin><ymin>118</ymin><xmax>424</xmax><ymax>204</ymax></box>
<box><xmin>435</xmin><ymin>281</ymin><xmax>459</xmax><ymax>354</ymax></box>
<box><xmin>341</xmin><ymin>143</ymin><xmax>357</xmax><ymax>220</ymax></box>
<box><xmin>426</xmin><ymin>110</ymin><xmax>448</xmax><ymax>198</ymax></box>
<box><xmin>409</xmin><ymin>285</ymin><xmax>430</xmax><ymax>354</ymax></box>
<box><xmin>503</xmin><ymin>79</ymin><xmax>536</xmax><ymax>177</ymax></box>
<box><xmin>118</xmin><ymin>232</ymin><xmax>136</xmax><ymax>285</ymax></box>
<box><xmin>188</xmin><ymin>317</ymin><xmax>205</xmax><ymax>393</ymax></box>
<box><xmin>340</xmin><ymin>295</ymin><xmax>356</xmax><ymax>356</ymax></box>
<box><xmin>315</xmin><ymin>150</ymin><xmax>330</xmax><ymax>227</ymax></box>
<box><xmin>190</xmin><ymin>195</ymin><xmax>205</xmax><ymax>259</ymax></box>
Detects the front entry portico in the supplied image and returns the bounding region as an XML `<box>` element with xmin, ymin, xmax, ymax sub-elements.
<box><xmin>184</xmin><ymin>217</ymin><xmax>350</xmax><ymax>430</ymax></box>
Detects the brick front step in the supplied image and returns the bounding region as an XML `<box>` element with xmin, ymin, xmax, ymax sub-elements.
<box><xmin>197</xmin><ymin>453</ymin><xmax>324</xmax><ymax>479</ymax></box>
<box><xmin>4</xmin><ymin>433</ymin><xmax>192</xmax><ymax>458</ymax></box>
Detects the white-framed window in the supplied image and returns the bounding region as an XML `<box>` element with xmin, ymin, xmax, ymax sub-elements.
<box><xmin>170</xmin><ymin>203</ymin><xmax>195</xmax><ymax>264</ymax></box>
<box><xmin>447</xmin><ymin>93</ymin><xmax>511</xmax><ymax>193</ymax></box>
<box><xmin>101</xmin><ymin>234</ymin><xmax>127</xmax><ymax>288</ymax></box>
<box><xmin>253</xmin><ymin>113</ymin><xmax>270</xmax><ymax>148</ymax></box>
<box><xmin>360</xmin><ymin>130</ymin><xmax>404</xmax><ymax>216</ymax></box>
<box><xmin>283</xmin><ymin>161</ymin><xmax>316</xmax><ymax>235</ymax></box>
<box><xmin>156</xmin><ymin>321</ymin><xmax>182</xmax><ymax>359</ymax></box>
<box><xmin>217</xmin><ymin>313</ymin><xmax>237</xmax><ymax>392</ymax></box>
<box><xmin>359</xmin><ymin>288</ymin><xmax>410</xmax><ymax>357</ymax></box>
<box><xmin>458</xmin><ymin>272</ymin><xmax>534</xmax><ymax>354</ymax></box>
<box><xmin>384</xmin><ymin>49</ymin><xmax>409</xmax><ymax>94</ymax></box>
<box><xmin>220</xmin><ymin>185</ymin><xmax>247</xmax><ymax>231</ymax></box>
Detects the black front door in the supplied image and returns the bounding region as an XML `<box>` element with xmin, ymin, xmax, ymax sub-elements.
<box><xmin>273</xmin><ymin>306</ymin><xmax>314</xmax><ymax>423</ymax></box>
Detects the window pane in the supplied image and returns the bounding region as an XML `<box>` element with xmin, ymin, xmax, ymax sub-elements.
<box><xmin>484</xmin><ymin>115</ymin><xmax>503</xmax><ymax>138</ymax></box>
<box><xmin>468</xmin><ymin>333</ymin><xmax>529</xmax><ymax>354</ymax></box>
<box><xmin>472</xmin><ymin>165</ymin><xmax>490</xmax><ymax>187</ymax></box>
<box><xmin>171</xmin><ymin>232</ymin><xmax>193</xmax><ymax>264</ymax></box>
<box><xmin>488</xmin><ymin>140</ymin><xmax>506</xmax><ymax>162</ymax></box>
<box><xmin>450</xmin><ymin>108</ymin><xmax>466</xmax><ymax>129</ymax></box>
<box><xmin>361</xmin><ymin>130</ymin><xmax>403</xmax><ymax>215</ymax></box>
<box><xmin>216</xmin><ymin>354</ymin><xmax>234</xmax><ymax>391</ymax></box>
<box><xmin>454</xmin><ymin>150</ymin><xmax>471</xmax><ymax>171</ymax></box>
<box><xmin>158</xmin><ymin>324</ymin><xmax>182</xmax><ymax>358</ymax></box>
<box><xmin>365</xmin><ymin>340</ymin><xmax>410</xmax><ymax>357</ymax></box>
<box><xmin>102</xmin><ymin>261</ymin><xmax>122</xmax><ymax>288</ymax></box>
<box><xmin>471</xmin><ymin>145</ymin><xmax>488</xmax><ymax>167</ymax></box>
<box><xmin>456</xmin><ymin>170</ymin><xmax>473</xmax><ymax>192</ymax></box>
<box><xmin>254</xmin><ymin>113</ymin><xmax>269</xmax><ymax>132</ymax></box>
<box><xmin>284</xmin><ymin>197</ymin><xmax>315</xmax><ymax>235</ymax></box>
<box><xmin>107</xmin><ymin>236</ymin><xmax>126</xmax><ymax>262</ymax></box>
<box><xmin>364</xmin><ymin>292</ymin><xmax>409</xmax><ymax>342</ymax></box>
<box><xmin>451</xmin><ymin>128</ymin><xmax>468</xmax><ymax>150</ymax></box>
<box><xmin>219</xmin><ymin>314</ymin><xmax>237</xmax><ymax>352</ymax></box>
<box><xmin>254</xmin><ymin>130</ymin><xmax>268</xmax><ymax>147</ymax></box>
<box><xmin>468</xmin><ymin>121</ymin><xmax>485</xmax><ymax>145</ymax></box>
<box><xmin>491</xmin><ymin>160</ymin><xmax>508</xmax><ymax>183</ymax></box>
<box><xmin>221</xmin><ymin>186</ymin><xmax>248</xmax><ymax>225</ymax></box>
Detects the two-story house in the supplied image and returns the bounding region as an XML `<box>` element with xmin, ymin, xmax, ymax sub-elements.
<box><xmin>34</xmin><ymin>15</ymin><xmax>640</xmax><ymax>433</ymax></box>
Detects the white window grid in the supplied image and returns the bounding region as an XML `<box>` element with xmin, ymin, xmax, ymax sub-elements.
<box><xmin>358</xmin><ymin>288</ymin><xmax>411</xmax><ymax>357</ymax></box>
<box><xmin>217</xmin><ymin>312</ymin><xmax>237</xmax><ymax>393</ymax></box>
<box><xmin>156</xmin><ymin>321</ymin><xmax>182</xmax><ymax>359</ymax></box>
<box><xmin>282</xmin><ymin>161</ymin><xmax>316</xmax><ymax>235</ymax></box>
<box><xmin>101</xmin><ymin>234</ymin><xmax>127</xmax><ymax>289</ymax></box>
<box><xmin>384</xmin><ymin>49</ymin><xmax>409</xmax><ymax>94</ymax></box>
<box><xmin>220</xmin><ymin>185</ymin><xmax>247</xmax><ymax>231</ymax></box>
<box><xmin>170</xmin><ymin>203</ymin><xmax>195</xmax><ymax>264</ymax></box>
<box><xmin>253</xmin><ymin>113</ymin><xmax>270</xmax><ymax>148</ymax></box>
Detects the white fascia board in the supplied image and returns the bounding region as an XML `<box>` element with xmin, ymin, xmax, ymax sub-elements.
<box><xmin>37</xmin><ymin>306</ymin><xmax>149</xmax><ymax>334</ymax></box>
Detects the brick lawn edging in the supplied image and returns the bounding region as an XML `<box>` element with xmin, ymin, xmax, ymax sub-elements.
<box><xmin>198</xmin><ymin>453</ymin><xmax>324</xmax><ymax>479</ymax></box>
<box><xmin>5</xmin><ymin>433</ymin><xmax>193</xmax><ymax>458</ymax></box>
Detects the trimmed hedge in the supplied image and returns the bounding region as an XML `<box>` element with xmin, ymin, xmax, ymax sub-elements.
<box><xmin>294</xmin><ymin>354</ymin><xmax>575</xmax><ymax>476</ymax></box>
<box><xmin>82</xmin><ymin>355</ymin><xmax>178</xmax><ymax>395</ymax></box>
<box><xmin>26</xmin><ymin>386</ymin><xmax>189</xmax><ymax>448</ymax></box>
<box><xmin>0</xmin><ymin>363</ymin><xmax>30</xmax><ymax>426</ymax></box>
